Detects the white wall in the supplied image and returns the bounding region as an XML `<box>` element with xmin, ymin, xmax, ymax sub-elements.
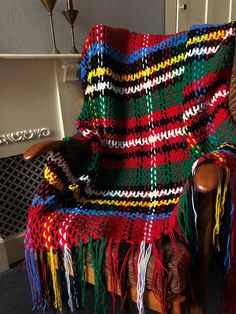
<box><xmin>0</xmin><ymin>0</ymin><xmax>165</xmax><ymax>54</ymax></box>
<box><xmin>176</xmin><ymin>0</ymin><xmax>236</xmax><ymax>32</ymax></box>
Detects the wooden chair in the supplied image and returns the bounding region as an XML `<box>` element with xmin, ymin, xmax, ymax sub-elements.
<box><xmin>23</xmin><ymin>54</ymin><xmax>236</xmax><ymax>314</ymax></box>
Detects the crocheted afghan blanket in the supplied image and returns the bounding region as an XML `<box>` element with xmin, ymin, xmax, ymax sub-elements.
<box><xmin>25</xmin><ymin>22</ymin><xmax>236</xmax><ymax>313</ymax></box>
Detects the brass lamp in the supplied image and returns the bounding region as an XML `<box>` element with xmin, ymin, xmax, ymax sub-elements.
<box><xmin>63</xmin><ymin>0</ymin><xmax>79</xmax><ymax>53</ymax></box>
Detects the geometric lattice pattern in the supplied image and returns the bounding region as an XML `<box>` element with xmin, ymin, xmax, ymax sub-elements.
<box><xmin>0</xmin><ymin>154</ymin><xmax>46</xmax><ymax>238</ymax></box>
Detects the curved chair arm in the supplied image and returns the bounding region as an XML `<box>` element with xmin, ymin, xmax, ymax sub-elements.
<box><xmin>24</xmin><ymin>141</ymin><xmax>221</xmax><ymax>194</ymax></box>
<box><xmin>193</xmin><ymin>163</ymin><xmax>219</xmax><ymax>193</ymax></box>
<box><xmin>23</xmin><ymin>140</ymin><xmax>64</xmax><ymax>161</ymax></box>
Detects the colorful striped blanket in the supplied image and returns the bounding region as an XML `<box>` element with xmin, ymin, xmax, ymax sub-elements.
<box><xmin>25</xmin><ymin>22</ymin><xmax>236</xmax><ymax>313</ymax></box>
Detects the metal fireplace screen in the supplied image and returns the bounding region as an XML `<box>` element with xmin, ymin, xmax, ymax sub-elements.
<box><xmin>0</xmin><ymin>154</ymin><xmax>46</xmax><ymax>238</ymax></box>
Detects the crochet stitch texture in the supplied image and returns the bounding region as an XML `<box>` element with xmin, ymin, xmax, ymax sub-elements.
<box><xmin>25</xmin><ymin>22</ymin><xmax>236</xmax><ymax>313</ymax></box>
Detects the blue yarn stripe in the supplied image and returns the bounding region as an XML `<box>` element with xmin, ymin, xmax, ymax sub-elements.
<box><xmin>58</xmin><ymin>207</ymin><xmax>172</xmax><ymax>220</ymax></box>
<box><xmin>80</xmin><ymin>22</ymin><xmax>228</xmax><ymax>80</ymax></box>
<box><xmin>80</xmin><ymin>33</ymin><xmax>188</xmax><ymax>80</ymax></box>
<box><xmin>32</xmin><ymin>195</ymin><xmax>57</xmax><ymax>208</ymax></box>
<box><xmin>32</xmin><ymin>195</ymin><xmax>172</xmax><ymax>220</ymax></box>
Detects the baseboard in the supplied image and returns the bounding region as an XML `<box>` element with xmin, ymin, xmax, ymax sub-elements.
<box><xmin>4</xmin><ymin>231</ymin><xmax>25</xmax><ymax>266</ymax></box>
<box><xmin>0</xmin><ymin>237</ymin><xmax>10</xmax><ymax>273</ymax></box>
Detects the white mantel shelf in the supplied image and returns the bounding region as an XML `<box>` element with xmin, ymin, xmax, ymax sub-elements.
<box><xmin>0</xmin><ymin>53</ymin><xmax>81</xmax><ymax>60</ymax></box>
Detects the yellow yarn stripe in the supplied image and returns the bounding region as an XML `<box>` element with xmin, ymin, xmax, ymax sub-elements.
<box><xmin>87</xmin><ymin>29</ymin><xmax>228</xmax><ymax>83</ymax></box>
<box><xmin>186</xmin><ymin>130</ymin><xmax>203</xmax><ymax>156</ymax></box>
<box><xmin>186</xmin><ymin>29</ymin><xmax>226</xmax><ymax>47</ymax></box>
<box><xmin>49</xmin><ymin>248</ymin><xmax>62</xmax><ymax>312</ymax></box>
<box><xmin>43</xmin><ymin>215</ymin><xmax>54</xmax><ymax>250</ymax></box>
<box><xmin>213</xmin><ymin>166</ymin><xmax>230</xmax><ymax>251</ymax></box>
<box><xmin>218</xmin><ymin>143</ymin><xmax>236</xmax><ymax>150</ymax></box>
<box><xmin>69</xmin><ymin>184</ymin><xmax>81</xmax><ymax>202</ymax></box>
<box><xmin>87</xmin><ymin>53</ymin><xmax>185</xmax><ymax>83</ymax></box>
<box><xmin>44</xmin><ymin>166</ymin><xmax>64</xmax><ymax>191</ymax></box>
<box><xmin>78</xmin><ymin>196</ymin><xmax>179</xmax><ymax>207</ymax></box>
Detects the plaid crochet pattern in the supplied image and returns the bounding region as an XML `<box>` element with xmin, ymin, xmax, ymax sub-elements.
<box><xmin>25</xmin><ymin>22</ymin><xmax>236</xmax><ymax>313</ymax></box>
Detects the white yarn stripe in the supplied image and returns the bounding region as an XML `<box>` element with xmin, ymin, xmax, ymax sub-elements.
<box><xmin>81</xmin><ymin>128</ymin><xmax>100</xmax><ymax>138</ymax></box>
<box><xmin>81</xmin><ymin>89</ymin><xmax>228</xmax><ymax>149</ymax></box>
<box><xmin>85</xmin><ymin>28</ymin><xmax>234</xmax><ymax>97</ymax></box>
<box><xmin>85</xmin><ymin>66</ymin><xmax>185</xmax><ymax>95</ymax></box>
<box><xmin>191</xmin><ymin>160</ymin><xmax>202</xmax><ymax>242</ymax></box>
<box><xmin>101</xmin><ymin>127</ymin><xmax>186</xmax><ymax>149</ymax></box>
<box><xmin>78</xmin><ymin>174</ymin><xmax>91</xmax><ymax>183</ymax></box>
<box><xmin>139</xmin><ymin>33</ymin><xmax>158</xmax><ymax>242</ymax></box>
<box><xmin>49</xmin><ymin>153</ymin><xmax>76</xmax><ymax>183</ymax></box>
<box><xmin>191</xmin><ymin>185</ymin><xmax>198</xmax><ymax>242</ymax></box>
<box><xmin>97</xmin><ymin>25</ymin><xmax>107</xmax><ymax>129</ymax></box>
<box><xmin>84</xmin><ymin>185</ymin><xmax>183</xmax><ymax>199</ymax></box>
<box><xmin>137</xmin><ymin>241</ymin><xmax>152</xmax><ymax>314</ymax></box>
<box><xmin>64</xmin><ymin>244</ymin><xmax>74</xmax><ymax>312</ymax></box>
<box><xmin>185</xmin><ymin>27</ymin><xmax>235</xmax><ymax>60</ymax></box>
<box><xmin>183</xmin><ymin>89</ymin><xmax>229</xmax><ymax>121</ymax></box>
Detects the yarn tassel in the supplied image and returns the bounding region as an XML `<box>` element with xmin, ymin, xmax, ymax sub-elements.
<box><xmin>151</xmin><ymin>240</ymin><xmax>168</xmax><ymax>314</ymax></box>
<box><xmin>70</xmin><ymin>247</ymin><xmax>80</xmax><ymax>310</ymax></box>
<box><xmin>36</xmin><ymin>252</ymin><xmax>49</xmax><ymax>313</ymax></box>
<box><xmin>178</xmin><ymin>184</ymin><xmax>192</xmax><ymax>240</ymax></box>
<box><xmin>49</xmin><ymin>248</ymin><xmax>62</xmax><ymax>312</ymax></box>
<box><xmin>71</xmin><ymin>241</ymin><xmax>86</xmax><ymax>310</ymax></box>
<box><xmin>213</xmin><ymin>167</ymin><xmax>230</xmax><ymax>251</ymax></box>
<box><xmin>63</xmin><ymin>244</ymin><xmax>74</xmax><ymax>312</ymax></box>
<box><xmin>42</xmin><ymin>251</ymin><xmax>54</xmax><ymax>309</ymax></box>
<box><xmin>107</xmin><ymin>240</ymin><xmax>116</xmax><ymax>313</ymax></box>
<box><xmin>78</xmin><ymin>240</ymin><xmax>86</xmax><ymax>309</ymax></box>
<box><xmin>25</xmin><ymin>248</ymin><xmax>46</xmax><ymax>312</ymax></box>
<box><xmin>222</xmin><ymin>167</ymin><xmax>236</xmax><ymax>313</ymax></box>
<box><xmin>118</xmin><ymin>243</ymin><xmax>133</xmax><ymax>312</ymax></box>
<box><xmin>57</xmin><ymin>249</ymin><xmax>70</xmax><ymax>310</ymax></box>
<box><xmin>88</xmin><ymin>236</ymin><xmax>107</xmax><ymax>314</ymax></box>
<box><xmin>137</xmin><ymin>241</ymin><xmax>152</xmax><ymax>314</ymax></box>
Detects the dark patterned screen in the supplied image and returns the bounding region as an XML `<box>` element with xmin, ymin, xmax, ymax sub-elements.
<box><xmin>0</xmin><ymin>154</ymin><xmax>46</xmax><ymax>238</ymax></box>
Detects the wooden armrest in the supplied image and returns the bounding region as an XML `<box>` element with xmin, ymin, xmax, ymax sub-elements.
<box><xmin>23</xmin><ymin>140</ymin><xmax>64</xmax><ymax>161</ymax></box>
<box><xmin>193</xmin><ymin>163</ymin><xmax>219</xmax><ymax>193</ymax></box>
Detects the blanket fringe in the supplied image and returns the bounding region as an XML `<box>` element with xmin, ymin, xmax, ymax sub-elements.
<box><xmin>64</xmin><ymin>245</ymin><xmax>74</xmax><ymax>312</ymax></box>
<box><xmin>25</xmin><ymin>248</ymin><xmax>46</xmax><ymax>312</ymax></box>
<box><xmin>107</xmin><ymin>239</ymin><xmax>116</xmax><ymax>313</ymax></box>
<box><xmin>88</xmin><ymin>236</ymin><xmax>107</xmax><ymax>314</ymax></box>
<box><xmin>151</xmin><ymin>240</ymin><xmax>168</xmax><ymax>314</ymax></box>
<box><xmin>78</xmin><ymin>240</ymin><xmax>86</xmax><ymax>308</ymax></box>
<box><xmin>137</xmin><ymin>241</ymin><xmax>152</xmax><ymax>314</ymax></box>
<box><xmin>49</xmin><ymin>248</ymin><xmax>62</xmax><ymax>312</ymax></box>
<box><xmin>25</xmin><ymin>236</ymin><xmax>190</xmax><ymax>314</ymax></box>
<box><xmin>118</xmin><ymin>243</ymin><xmax>133</xmax><ymax>311</ymax></box>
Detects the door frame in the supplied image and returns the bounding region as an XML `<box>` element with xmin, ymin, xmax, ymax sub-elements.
<box><xmin>165</xmin><ymin>0</ymin><xmax>177</xmax><ymax>34</ymax></box>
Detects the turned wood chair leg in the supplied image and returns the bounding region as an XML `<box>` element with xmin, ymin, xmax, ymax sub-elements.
<box><xmin>190</xmin><ymin>191</ymin><xmax>214</xmax><ymax>314</ymax></box>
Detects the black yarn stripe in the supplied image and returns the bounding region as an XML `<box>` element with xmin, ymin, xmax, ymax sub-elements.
<box><xmin>85</xmin><ymin>74</ymin><xmax>183</xmax><ymax>100</ymax></box>
<box><xmin>187</xmin><ymin>101</ymin><xmax>228</xmax><ymax>134</ymax></box>
<box><xmin>99</xmin><ymin>114</ymin><xmax>183</xmax><ymax>135</ymax></box>
<box><xmin>76</xmin><ymin>201</ymin><xmax>176</xmax><ymax>215</ymax></box>
<box><xmin>101</xmin><ymin>141</ymin><xmax>188</xmax><ymax>161</ymax></box>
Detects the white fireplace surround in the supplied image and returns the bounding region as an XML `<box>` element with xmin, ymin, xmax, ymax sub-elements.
<box><xmin>0</xmin><ymin>54</ymin><xmax>82</xmax><ymax>272</ymax></box>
